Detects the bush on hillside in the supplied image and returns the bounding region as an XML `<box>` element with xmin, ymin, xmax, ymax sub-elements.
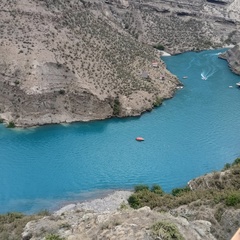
<box><xmin>46</xmin><ymin>234</ymin><xmax>65</xmax><ymax>240</ymax></box>
<box><xmin>0</xmin><ymin>212</ymin><xmax>43</xmax><ymax>240</ymax></box>
<box><xmin>134</xmin><ymin>184</ymin><xmax>149</xmax><ymax>192</ymax></box>
<box><xmin>225</xmin><ymin>192</ymin><xmax>240</xmax><ymax>207</ymax></box>
<box><xmin>151</xmin><ymin>221</ymin><xmax>184</xmax><ymax>240</ymax></box>
<box><xmin>233</xmin><ymin>158</ymin><xmax>240</xmax><ymax>166</ymax></box>
<box><xmin>113</xmin><ymin>97</ymin><xmax>120</xmax><ymax>115</ymax></box>
<box><xmin>172</xmin><ymin>186</ymin><xmax>190</xmax><ymax>196</ymax></box>
<box><xmin>151</xmin><ymin>184</ymin><xmax>164</xmax><ymax>195</ymax></box>
<box><xmin>7</xmin><ymin>121</ymin><xmax>15</xmax><ymax>128</ymax></box>
<box><xmin>153</xmin><ymin>44</ymin><xmax>165</xmax><ymax>51</ymax></box>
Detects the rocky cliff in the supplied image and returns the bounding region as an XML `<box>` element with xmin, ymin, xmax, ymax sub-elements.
<box><xmin>98</xmin><ymin>0</ymin><xmax>240</xmax><ymax>54</ymax></box>
<box><xmin>0</xmin><ymin>0</ymin><xmax>240</xmax><ymax>127</ymax></box>
<box><xmin>219</xmin><ymin>43</ymin><xmax>240</xmax><ymax>75</ymax></box>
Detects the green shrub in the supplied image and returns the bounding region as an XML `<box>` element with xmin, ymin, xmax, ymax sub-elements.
<box><xmin>45</xmin><ymin>234</ymin><xmax>65</xmax><ymax>240</ymax></box>
<box><xmin>128</xmin><ymin>189</ymin><xmax>163</xmax><ymax>209</ymax></box>
<box><xmin>134</xmin><ymin>184</ymin><xmax>149</xmax><ymax>192</ymax></box>
<box><xmin>0</xmin><ymin>118</ymin><xmax>3</xmax><ymax>123</ymax></box>
<box><xmin>59</xmin><ymin>89</ymin><xmax>65</xmax><ymax>95</ymax></box>
<box><xmin>153</xmin><ymin>44</ymin><xmax>165</xmax><ymax>51</ymax></box>
<box><xmin>233</xmin><ymin>158</ymin><xmax>240</xmax><ymax>166</ymax></box>
<box><xmin>37</xmin><ymin>209</ymin><xmax>50</xmax><ymax>216</ymax></box>
<box><xmin>113</xmin><ymin>98</ymin><xmax>120</xmax><ymax>115</ymax></box>
<box><xmin>172</xmin><ymin>186</ymin><xmax>190</xmax><ymax>196</ymax></box>
<box><xmin>7</xmin><ymin>121</ymin><xmax>15</xmax><ymax>128</ymax></box>
<box><xmin>128</xmin><ymin>194</ymin><xmax>141</xmax><ymax>209</ymax></box>
<box><xmin>153</xmin><ymin>97</ymin><xmax>163</xmax><ymax>107</ymax></box>
<box><xmin>151</xmin><ymin>184</ymin><xmax>164</xmax><ymax>195</ymax></box>
<box><xmin>151</xmin><ymin>221</ymin><xmax>184</xmax><ymax>240</ymax></box>
<box><xmin>225</xmin><ymin>192</ymin><xmax>240</xmax><ymax>206</ymax></box>
<box><xmin>223</xmin><ymin>163</ymin><xmax>231</xmax><ymax>170</ymax></box>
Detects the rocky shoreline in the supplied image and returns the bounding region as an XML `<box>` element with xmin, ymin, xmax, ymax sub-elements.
<box><xmin>219</xmin><ymin>43</ymin><xmax>240</xmax><ymax>75</ymax></box>
<box><xmin>22</xmin><ymin>190</ymin><xmax>217</xmax><ymax>240</ymax></box>
<box><xmin>20</xmin><ymin>161</ymin><xmax>240</xmax><ymax>240</ymax></box>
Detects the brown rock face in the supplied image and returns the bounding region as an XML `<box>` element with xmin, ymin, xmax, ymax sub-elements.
<box><xmin>0</xmin><ymin>0</ymin><xmax>180</xmax><ymax>127</ymax></box>
<box><xmin>219</xmin><ymin>43</ymin><xmax>240</xmax><ymax>75</ymax></box>
<box><xmin>0</xmin><ymin>0</ymin><xmax>239</xmax><ymax>127</ymax></box>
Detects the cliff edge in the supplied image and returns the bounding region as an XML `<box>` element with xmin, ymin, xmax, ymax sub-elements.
<box><xmin>219</xmin><ymin>43</ymin><xmax>240</xmax><ymax>75</ymax></box>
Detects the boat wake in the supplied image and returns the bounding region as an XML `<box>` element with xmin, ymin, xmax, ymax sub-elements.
<box><xmin>200</xmin><ymin>51</ymin><xmax>221</xmax><ymax>80</ymax></box>
<box><xmin>201</xmin><ymin>67</ymin><xmax>217</xmax><ymax>80</ymax></box>
<box><xmin>201</xmin><ymin>73</ymin><xmax>207</xmax><ymax>80</ymax></box>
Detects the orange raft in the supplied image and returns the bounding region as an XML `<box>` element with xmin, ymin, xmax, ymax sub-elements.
<box><xmin>136</xmin><ymin>137</ymin><xmax>144</xmax><ymax>141</ymax></box>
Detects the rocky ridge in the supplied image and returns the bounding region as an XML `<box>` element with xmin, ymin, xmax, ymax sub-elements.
<box><xmin>97</xmin><ymin>0</ymin><xmax>240</xmax><ymax>53</ymax></box>
<box><xmin>22</xmin><ymin>191</ymin><xmax>217</xmax><ymax>240</ymax></box>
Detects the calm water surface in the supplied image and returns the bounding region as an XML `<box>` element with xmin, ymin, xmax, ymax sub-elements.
<box><xmin>1</xmin><ymin>49</ymin><xmax>240</xmax><ymax>213</ymax></box>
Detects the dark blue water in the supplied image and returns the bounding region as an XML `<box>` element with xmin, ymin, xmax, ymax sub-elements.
<box><xmin>1</xmin><ymin>49</ymin><xmax>240</xmax><ymax>214</ymax></box>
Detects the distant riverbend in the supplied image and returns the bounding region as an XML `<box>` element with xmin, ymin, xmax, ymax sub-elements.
<box><xmin>1</xmin><ymin>49</ymin><xmax>240</xmax><ymax>214</ymax></box>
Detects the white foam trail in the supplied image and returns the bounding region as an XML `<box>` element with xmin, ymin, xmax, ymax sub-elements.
<box><xmin>201</xmin><ymin>73</ymin><xmax>207</xmax><ymax>80</ymax></box>
<box><xmin>186</xmin><ymin>58</ymin><xmax>195</xmax><ymax>70</ymax></box>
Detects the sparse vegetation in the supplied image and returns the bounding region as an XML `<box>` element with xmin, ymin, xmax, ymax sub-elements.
<box><xmin>153</xmin><ymin>44</ymin><xmax>165</xmax><ymax>51</ymax></box>
<box><xmin>0</xmin><ymin>0</ymin><xmax>183</xmax><ymax>127</ymax></box>
<box><xmin>0</xmin><ymin>212</ymin><xmax>44</xmax><ymax>240</ymax></box>
<box><xmin>7</xmin><ymin>121</ymin><xmax>15</xmax><ymax>128</ymax></box>
<box><xmin>45</xmin><ymin>234</ymin><xmax>65</xmax><ymax>240</ymax></box>
<box><xmin>59</xmin><ymin>89</ymin><xmax>65</xmax><ymax>95</ymax></box>
<box><xmin>113</xmin><ymin>97</ymin><xmax>120</xmax><ymax>116</ymax></box>
<box><xmin>151</xmin><ymin>221</ymin><xmax>184</xmax><ymax>240</ymax></box>
<box><xmin>172</xmin><ymin>186</ymin><xmax>190</xmax><ymax>196</ymax></box>
<box><xmin>128</xmin><ymin>158</ymin><xmax>240</xmax><ymax>210</ymax></box>
<box><xmin>153</xmin><ymin>96</ymin><xmax>163</xmax><ymax>107</ymax></box>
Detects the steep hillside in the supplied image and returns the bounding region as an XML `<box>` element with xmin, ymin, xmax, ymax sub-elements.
<box><xmin>1</xmin><ymin>0</ymin><xmax>240</xmax><ymax>127</ymax></box>
<box><xmin>95</xmin><ymin>0</ymin><xmax>240</xmax><ymax>54</ymax></box>
<box><xmin>0</xmin><ymin>0</ymin><xmax>179</xmax><ymax>127</ymax></box>
<box><xmin>219</xmin><ymin>43</ymin><xmax>240</xmax><ymax>75</ymax></box>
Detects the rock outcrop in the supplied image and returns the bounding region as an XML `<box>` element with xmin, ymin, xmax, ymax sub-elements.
<box><xmin>22</xmin><ymin>191</ymin><xmax>217</xmax><ymax>240</ymax></box>
<box><xmin>219</xmin><ymin>43</ymin><xmax>240</xmax><ymax>75</ymax></box>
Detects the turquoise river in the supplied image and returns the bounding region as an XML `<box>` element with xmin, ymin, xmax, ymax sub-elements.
<box><xmin>1</xmin><ymin>49</ymin><xmax>240</xmax><ymax>214</ymax></box>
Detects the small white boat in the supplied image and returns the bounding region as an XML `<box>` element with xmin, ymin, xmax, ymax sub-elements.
<box><xmin>236</xmin><ymin>82</ymin><xmax>240</xmax><ymax>87</ymax></box>
<box><xmin>182</xmin><ymin>76</ymin><xmax>188</xmax><ymax>79</ymax></box>
<box><xmin>229</xmin><ymin>86</ymin><xmax>233</xmax><ymax>88</ymax></box>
